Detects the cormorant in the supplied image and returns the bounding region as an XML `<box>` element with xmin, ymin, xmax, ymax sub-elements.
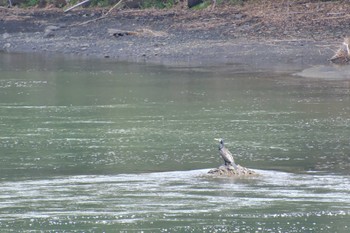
<box><xmin>215</xmin><ymin>138</ymin><xmax>238</xmax><ymax>169</ymax></box>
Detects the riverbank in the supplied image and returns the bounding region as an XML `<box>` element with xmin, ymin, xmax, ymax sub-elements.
<box><xmin>1</xmin><ymin>1</ymin><xmax>349</xmax><ymax>70</ymax></box>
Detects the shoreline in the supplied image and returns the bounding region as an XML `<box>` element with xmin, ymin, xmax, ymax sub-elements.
<box><xmin>0</xmin><ymin>3</ymin><xmax>347</xmax><ymax>71</ymax></box>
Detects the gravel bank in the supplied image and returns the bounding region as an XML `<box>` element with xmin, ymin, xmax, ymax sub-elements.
<box><xmin>1</xmin><ymin>2</ymin><xmax>348</xmax><ymax>70</ymax></box>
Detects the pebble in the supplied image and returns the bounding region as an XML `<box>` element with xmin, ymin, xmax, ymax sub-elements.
<box><xmin>4</xmin><ymin>43</ymin><xmax>11</xmax><ymax>48</ymax></box>
<box><xmin>235</xmin><ymin>14</ymin><xmax>243</xmax><ymax>19</ymax></box>
<box><xmin>43</xmin><ymin>30</ymin><xmax>55</xmax><ymax>38</ymax></box>
<box><xmin>3</xmin><ymin>33</ymin><xmax>10</xmax><ymax>39</ymax></box>
<box><xmin>45</xmin><ymin>25</ymin><xmax>60</xmax><ymax>31</ymax></box>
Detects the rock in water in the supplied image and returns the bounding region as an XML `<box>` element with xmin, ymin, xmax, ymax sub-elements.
<box><xmin>208</xmin><ymin>164</ymin><xmax>257</xmax><ymax>177</ymax></box>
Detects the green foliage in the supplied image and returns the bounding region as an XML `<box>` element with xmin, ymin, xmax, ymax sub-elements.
<box><xmin>228</xmin><ymin>0</ymin><xmax>244</xmax><ymax>4</ymax></box>
<box><xmin>191</xmin><ymin>0</ymin><xmax>211</xmax><ymax>10</ymax></box>
<box><xmin>142</xmin><ymin>0</ymin><xmax>177</xmax><ymax>9</ymax></box>
<box><xmin>90</xmin><ymin>0</ymin><xmax>109</xmax><ymax>7</ymax></box>
<box><xmin>218</xmin><ymin>0</ymin><xmax>244</xmax><ymax>5</ymax></box>
<box><xmin>191</xmin><ymin>0</ymin><xmax>243</xmax><ymax>10</ymax></box>
<box><xmin>21</xmin><ymin>0</ymin><xmax>39</xmax><ymax>7</ymax></box>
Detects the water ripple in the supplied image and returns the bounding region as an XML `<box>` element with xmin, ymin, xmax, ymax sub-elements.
<box><xmin>0</xmin><ymin>169</ymin><xmax>349</xmax><ymax>231</ymax></box>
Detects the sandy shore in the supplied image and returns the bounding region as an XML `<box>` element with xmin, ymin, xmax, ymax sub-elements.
<box><xmin>0</xmin><ymin>2</ymin><xmax>348</xmax><ymax>70</ymax></box>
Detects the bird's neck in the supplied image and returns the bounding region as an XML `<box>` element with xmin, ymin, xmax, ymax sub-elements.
<box><xmin>219</xmin><ymin>143</ymin><xmax>224</xmax><ymax>150</ymax></box>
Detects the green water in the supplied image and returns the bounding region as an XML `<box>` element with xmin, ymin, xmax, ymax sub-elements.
<box><xmin>0</xmin><ymin>53</ymin><xmax>349</xmax><ymax>232</ymax></box>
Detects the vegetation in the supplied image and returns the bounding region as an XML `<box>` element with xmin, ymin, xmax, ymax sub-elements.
<box><xmin>90</xmin><ymin>0</ymin><xmax>110</xmax><ymax>7</ymax></box>
<box><xmin>141</xmin><ymin>0</ymin><xmax>177</xmax><ymax>8</ymax></box>
<box><xmin>20</xmin><ymin>0</ymin><xmax>39</xmax><ymax>7</ymax></box>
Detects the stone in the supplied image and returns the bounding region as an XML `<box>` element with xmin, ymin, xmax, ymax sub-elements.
<box><xmin>43</xmin><ymin>25</ymin><xmax>60</xmax><ymax>38</ymax></box>
<box><xmin>207</xmin><ymin>164</ymin><xmax>257</xmax><ymax>177</ymax></box>
<box><xmin>43</xmin><ymin>30</ymin><xmax>55</xmax><ymax>38</ymax></box>
<box><xmin>235</xmin><ymin>14</ymin><xmax>243</xmax><ymax>20</ymax></box>
<box><xmin>45</xmin><ymin>25</ymin><xmax>60</xmax><ymax>31</ymax></box>
<box><xmin>3</xmin><ymin>43</ymin><xmax>11</xmax><ymax>48</ymax></box>
<box><xmin>3</xmin><ymin>33</ymin><xmax>10</xmax><ymax>39</ymax></box>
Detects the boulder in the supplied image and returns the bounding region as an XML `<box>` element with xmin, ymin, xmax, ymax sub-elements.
<box><xmin>208</xmin><ymin>164</ymin><xmax>257</xmax><ymax>177</ymax></box>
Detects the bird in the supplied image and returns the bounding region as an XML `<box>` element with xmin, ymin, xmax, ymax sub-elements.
<box><xmin>330</xmin><ymin>37</ymin><xmax>350</xmax><ymax>64</ymax></box>
<box><xmin>215</xmin><ymin>138</ymin><xmax>238</xmax><ymax>169</ymax></box>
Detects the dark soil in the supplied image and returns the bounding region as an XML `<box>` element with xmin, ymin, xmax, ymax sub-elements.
<box><xmin>1</xmin><ymin>1</ymin><xmax>349</xmax><ymax>70</ymax></box>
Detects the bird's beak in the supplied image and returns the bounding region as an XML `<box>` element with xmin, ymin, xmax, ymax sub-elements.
<box><xmin>214</xmin><ymin>138</ymin><xmax>221</xmax><ymax>142</ymax></box>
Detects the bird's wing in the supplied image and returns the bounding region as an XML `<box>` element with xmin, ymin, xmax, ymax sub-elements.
<box><xmin>222</xmin><ymin>147</ymin><xmax>233</xmax><ymax>157</ymax></box>
<box><xmin>221</xmin><ymin>147</ymin><xmax>234</xmax><ymax>163</ymax></box>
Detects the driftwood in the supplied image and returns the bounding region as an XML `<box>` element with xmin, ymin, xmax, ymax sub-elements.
<box><xmin>207</xmin><ymin>164</ymin><xmax>257</xmax><ymax>177</ymax></box>
<box><xmin>64</xmin><ymin>0</ymin><xmax>90</xmax><ymax>13</ymax></box>
<box><xmin>68</xmin><ymin>0</ymin><xmax>124</xmax><ymax>27</ymax></box>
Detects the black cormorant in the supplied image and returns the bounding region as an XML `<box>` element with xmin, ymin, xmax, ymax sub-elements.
<box><xmin>215</xmin><ymin>138</ymin><xmax>238</xmax><ymax>169</ymax></box>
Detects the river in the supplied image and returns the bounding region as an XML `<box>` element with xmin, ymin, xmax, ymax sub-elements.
<box><xmin>0</xmin><ymin>52</ymin><xmax>349</xmax><ymax>232</ymax></box>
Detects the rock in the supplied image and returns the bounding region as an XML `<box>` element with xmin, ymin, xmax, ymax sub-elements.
<box><xmin>45</xmin><ymin>25</ymin><xmax>60</xmax><ymax>31</ymax></box>
<box><xmin>43</xmin><ymin>26</ymin><xmax>60</xmax><ymax>38</ymax></box>
<box><xmin>235</xmin><ymin>14</ymin><xmax>243</xmax><ymax>20</ymax></box>
<box><xmin>43</xmin><ymin>30</ymin><xmax>55</xmax><ymax>38</ymax></box>
<box><xmin>3</xmin><ymin>33</ymin><xmax>10</xmax><ymax>39</ymax></box>
<box><xmin>207</xmin><ymin>164</ymin><xmax>257</xmax><ymax>177</ymax></box>
<box><xmin>3</xmin><ymin>43</ymin><xmax>11</xmax><ymax>49</ymax></box>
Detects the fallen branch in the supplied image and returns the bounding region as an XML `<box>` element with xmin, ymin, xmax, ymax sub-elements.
<box><xmin>64</xmin><ymin>0</ymin><xmax>90</xmax><ymax>13</ymax></box>
<box><xmin>104</xmin><ymin>0</ymin><xmax>124</xmax><ymax>17</ymax></box>
<box><xmin>69</xmin><ymin>0</ymin><xmax>123</xmax><ymax>27</ymax></box>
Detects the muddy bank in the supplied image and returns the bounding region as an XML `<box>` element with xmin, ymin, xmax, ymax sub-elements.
<box><xmin>0</xmin><ymin>2</ymin><xmax>348</xmax><ymax>70</ymax></box>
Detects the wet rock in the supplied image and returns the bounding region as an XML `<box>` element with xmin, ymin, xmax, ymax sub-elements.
<box><xmin>208</xmin><ymin>165</ymin><xmax>257</xmax><ymax>177</ymax></box>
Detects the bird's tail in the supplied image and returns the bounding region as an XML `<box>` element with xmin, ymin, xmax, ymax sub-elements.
<box><xmin>231</xmin><ymin>162</ymin><xmax>239</xmax><ymax>170</ymax></box>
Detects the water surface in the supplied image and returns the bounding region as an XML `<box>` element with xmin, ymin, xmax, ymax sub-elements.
<box><xmin>0</xmin><ymin>53</ymin><xmax>349</xmax><ymax>232</ymax></box>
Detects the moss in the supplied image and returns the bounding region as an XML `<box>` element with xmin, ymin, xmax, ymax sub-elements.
<box><xmin>141</xmin><ymin>0</ymin><xmax>178</xmax><ymax>9</ymax></box>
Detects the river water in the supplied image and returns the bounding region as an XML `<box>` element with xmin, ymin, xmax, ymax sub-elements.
<box><xmin>0</xmin><ymin>53</ymin><xmax>349</xmax><ymax>232</ymax></box>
